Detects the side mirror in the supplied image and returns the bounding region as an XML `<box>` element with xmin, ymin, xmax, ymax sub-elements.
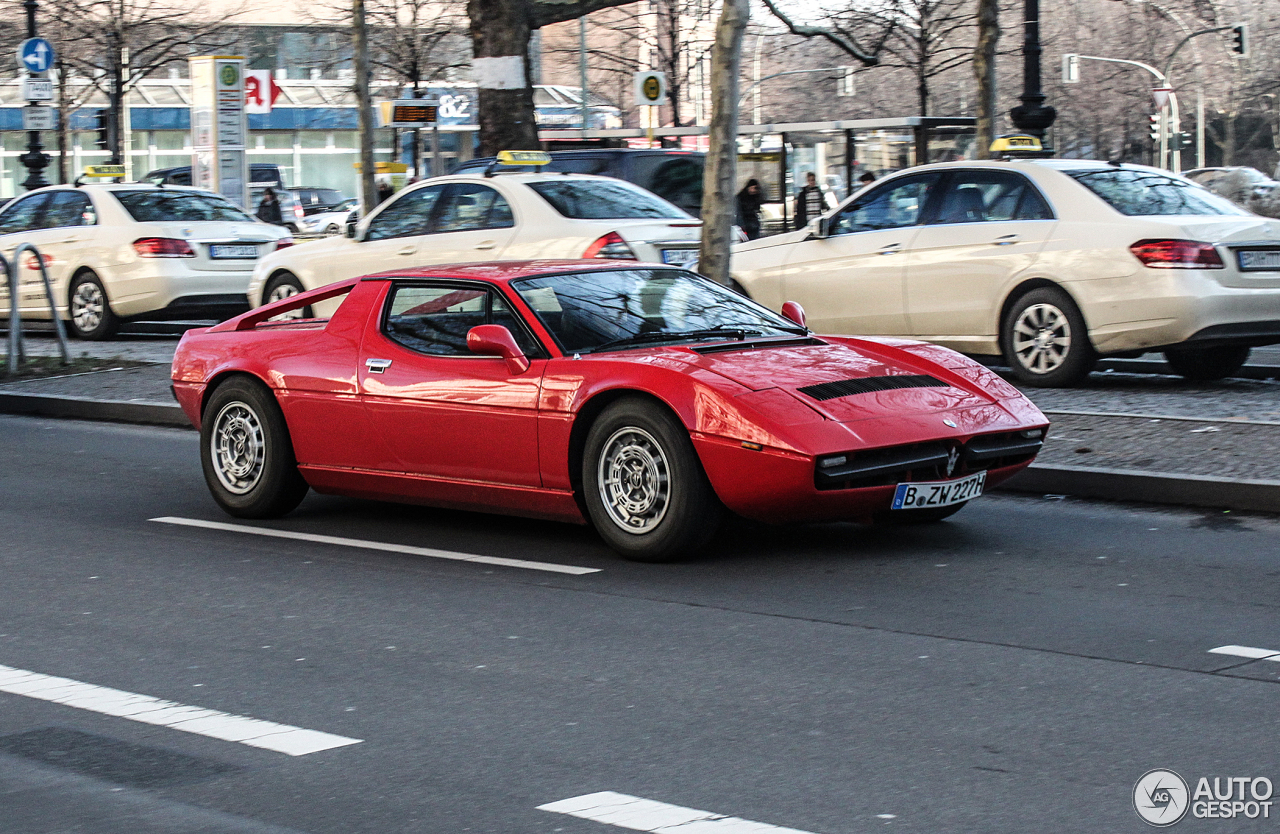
<box><xmin>466</xmin><ymin>324</ymin><xmax>531</xmax><ymax>374</ymax></box>
<box><xmin>781</xmin><ymin>301</ymin><xmax>806</xmax><ymax>328</ymax></box>
<box><xmin>345</xmin><ymin>220</ymin><xmax>359</xmax><ymax>239</ymax></box>
<box><xmin>804</xmin><ymin>218</ymin><xmax>827</xmax><ymax>240</ymax></box>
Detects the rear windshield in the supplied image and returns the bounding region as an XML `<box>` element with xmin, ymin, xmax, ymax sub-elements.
<box><xmin>1065</xmin><ymin>169</ymin><xmax>1249</xmax><ymax>217</ymax></box>
<box><xmin>113</xmin><ymin>191</ymin><xmax>255</xmax><ymax>223</ymax></box>
<box><xmin>528</xmin><ymin>180</ymin><xmax>689</xmax><ymax>219</ymax></box>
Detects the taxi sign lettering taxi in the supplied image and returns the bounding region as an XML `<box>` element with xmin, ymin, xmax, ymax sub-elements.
<box><xmin>83</xmin><ymin>165</ymin><xmax>127</xmax><ymax>177</ymax></box>
<box><xmin>496</xmin><ymin>150</ymin><xmax>552</xmax><ymax>166</ymax></box>
<box><xmin>989</xmin><ymin>134</ymin><xmax>1042</xmax><ymax>152</ymax></box>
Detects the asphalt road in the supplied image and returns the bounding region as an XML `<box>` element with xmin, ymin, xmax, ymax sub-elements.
<box><xmin>2</xmin><ymin>415</ymin><xmax>1280</xmax><ymax>833</ymax></box>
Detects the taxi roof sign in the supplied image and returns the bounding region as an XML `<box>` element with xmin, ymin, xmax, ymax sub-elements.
<box><xmin>495</xmin><ymin>150</ymin><xmax>552</xmax><ymax>166</ymax></box>
<box><xmin>82</xmin><ymin>165</ymin><xmax>126</xmax><ymax>177</ymax></box>
<box><xmin>989</xmin><ymin>134</ymin><xmax>1042</xmax><ymax>153</ymax></box>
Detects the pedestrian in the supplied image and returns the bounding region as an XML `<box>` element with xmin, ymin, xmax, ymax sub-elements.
<box><xmin>735</xmin><ymin>178</ymin><xmax>764</xmax><ymax>240</ymax></box>
<box><xmin>376</xmin><ymin>181</ymin><xmax>394</xmax><ymax>205</ymax></box>
<box><xmin>255</xmin><ymin>188</ymin><xmax>283</xmax><ymax>226</ymax></box>
<box><xmin>793</xmin><ymin>171</ymin><xmax>828</xmax><ymax>230</ymax></box>
<box><xmin>858</xmin><ymin>171</ymin><xmax>876</xmax><ymax>187</ymax></box>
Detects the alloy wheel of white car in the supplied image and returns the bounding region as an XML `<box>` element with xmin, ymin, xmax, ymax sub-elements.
<box><xmin>1012</xmin><ymin>302</ymin><xmax>1072</xmax><ymax>375</ymax></box>
<box><xmin>68</xmin><ymin>272</ymin><xmax>118</xmax><ymax>340</ymax></box>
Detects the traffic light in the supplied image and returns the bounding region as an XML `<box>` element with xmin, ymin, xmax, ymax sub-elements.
<box><xmin>93</xmin><ymin>110</ymin><xmax>109</xmax><ymax>151</ymax></box>
<box><xmin>1148</xmin><ymin>113</ymin><xmax>1162</xmax><ymax>142</ymax></box>
<box><xmin>1230</xmin><ymin>23</ymin><xmax>1248</xmax><ymax>56</ymax></box>
<box><xmin>1170</xmin><ymin>132</ymin><xmax>1193</xmax><ymax>151</ymax></box>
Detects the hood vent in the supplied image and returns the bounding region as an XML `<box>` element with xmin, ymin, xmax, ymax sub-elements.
<box><xmin>798</xmin><ymin>374</ymin><xmax>946</xmax><ymax>401</ymax></box>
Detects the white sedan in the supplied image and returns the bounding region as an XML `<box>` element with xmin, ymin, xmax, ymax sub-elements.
<box><xmin>731</xmin><ymin>159</ymin><xmax>1280</xmax><ymax>386</ymax></box>
<box><xmin>0</xmin><ymin>184</ymin><xmax>292</xmax><ymax>339</ymax></box>
<box><xmin>247</xmin><ymin>172</ymin><xmax>702</xmax><ymax>311</ymax></box>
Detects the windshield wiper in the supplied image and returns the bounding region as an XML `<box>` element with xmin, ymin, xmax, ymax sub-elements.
<box><xmin>590</xmin><ymin>326</ymin><xmax>763</xmax><ymax>353</ymax></box>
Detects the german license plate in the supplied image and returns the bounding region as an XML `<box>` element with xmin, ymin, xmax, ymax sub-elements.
<box><xmin>209</xmin><ymin>244</ymin><xmax>259</xmax><ymax>259</ymax></box>
<box><xmin>891</xmin><ymin>471</ymin><xmax>986</xmax><ymax>511</ymax></box>
<box><xmin>661</xmin><ymin>248</ymin><xmax>699</xmax><ymax>267</ymax></box>
<box><xmin>1237</xmin><ymin>249</ymin><xmax>1280</xmax><ymax>271</ymax></box>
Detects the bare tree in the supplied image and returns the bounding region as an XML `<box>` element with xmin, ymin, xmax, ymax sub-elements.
<box><xmin>973</xmin><ymin>0</ymin><xmax>998</xmax><ymax>157</ymax></box>
<box><xmin>698</xmin><ymin>0</ymin><xmax>748</xmax><ymax>287</ymax></box>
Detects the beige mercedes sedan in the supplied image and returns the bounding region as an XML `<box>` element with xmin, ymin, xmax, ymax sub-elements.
<box><xmin>731</xmin><ymin>160</ymin><xmax>1280</xmax><ymax>386</ymax></box>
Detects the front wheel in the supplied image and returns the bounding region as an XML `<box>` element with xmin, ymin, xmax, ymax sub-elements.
<box><xmin>1163</xmin><ymin>345</ymin><xmax>1250</xmax><ymax>381</ymax></box>
<box><xmin>323</xmin><ymin>224</ymin><xmax>341</xmax><ymax>237</ymax></box>
<box><xmin>262</xmin><ymin>272</ymin><xmax>311</xmax><ymax>319</ymax></box>
<box><xmin>68</xmin><ymin>271</ymin><xmax>118</xmax><ymax>340</ymax></box>
<box><xmin>200</xmin><ymin>377</ymin><xmax>309</xmax><ymax>518</ymax></box>
<box><xmin>1001</xmin><ymin>287</ymin><xmax>1096</xmax><ymax>387</ymax></box>
<box><xmin>583</xmin><ymin>398</ymin><xmax>723</xmax><ymax>562</ymax></box>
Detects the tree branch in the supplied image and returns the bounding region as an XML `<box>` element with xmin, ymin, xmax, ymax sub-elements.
<box><xmin>759</xmin><ymin>0</ymin><xmax>883</xmax><ymax>66</ymax></box>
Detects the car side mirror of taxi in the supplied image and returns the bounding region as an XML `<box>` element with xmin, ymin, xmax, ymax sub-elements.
<box><xmin>804</xmin><ymin>217</ymin><xmax>828</xmax><ymax>240</ymax></box>
<box><xmin>467</xmin><ymin>324</ymin><xmax>531</xmax><ymax>374</ymax></box>
<box><xmin>781</xmin><ymin>301</ymin><xmax>806</xmax><ymax>328</ymax></box>
<box><xmin>344</xmin><ymin>219</ymin><xmax>359</xmax><ymax>239</ymax></box>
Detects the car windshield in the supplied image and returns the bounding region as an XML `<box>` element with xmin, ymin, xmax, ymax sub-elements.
<box><xmin>528</xmin><ymin>180</ymin><xmax>689</xmax><ymax>219</ymax></box>
<box><xmin>513</xmin><ymin>268</ymin><xmax>806</xmax><ymax>354</ymax></box>
<box><xmin>113</xmin><ymin>191</ymin><xmax>255</xmax><ymax>222</ymax></box>
<box><xmin>1065</xmin><ymin>169</ymin><xmax>1249</xmax><ymax>217</ymax></box>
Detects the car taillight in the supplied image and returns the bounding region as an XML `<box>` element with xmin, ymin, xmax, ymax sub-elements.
<box><xmin>275</xmin><ymin>237</ymin><xmax>294</xmax><ymax>250</ymax></box>
<box><xmin>1129</xmin><ymin>239</ymin><xmax>1224</xmax><ymax>269</ymax></box>
<box><xmin>293</xmin><ymin>204</ymin><xmax>305</xmax><ymax>220</ymax></box>
<box><xmin>583</xmin><ymin>231</ymin><xmax>637</xmax><ymax>260</ymax></box>
<box><xmin>132</xmin><ymin>237</ymin><xmax>196</xmax><ymax>258</ymax></box>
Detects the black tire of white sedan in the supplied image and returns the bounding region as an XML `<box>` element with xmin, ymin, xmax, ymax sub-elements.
<box><xmin>1163</xmin><ymin>345</ymin><xmax>1250</xmax><ymax>381</ymax></box>
<box><xmin>201</xmin><ymin>377</ymin><xmax>309</xmax><ymax>518</ymax></box>
<box><xmin>262</xmin><ymin>272</ymin><xmax>312</xmax><ymax>318</ymax></box>
<box><xmin>67</xmin><ymin>271</ymin><xmax>119</xmax><ymax>340</ymax></box>
<box><xmin>1001</xmin><ymin>287</ymin><xmax>1096</xmax><ymax>387</ymax></box>
<box><xmin>583</xmin><ymin>398</ymin><xmax>723</xmax><ymax>562</ymax></box>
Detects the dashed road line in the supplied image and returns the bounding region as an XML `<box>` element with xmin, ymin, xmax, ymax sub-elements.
<box><xmin>150</xmin><ymin>516</ymin><xmax>601</xmax><ymax>576</ymax></box>
<box><xmin>1209</xmin><ymin>645</ymin><xmax>1280</xmax><ymax>661</ymax></box>
<box><xmin>538</xmin><ymin>791</ymin><xmax>821</xmax><ymax>833</ymax></box>
<box><xmin>0</xmin><ymin>664</ymin><xmax>361</xmax><ymax>756</ymax></box>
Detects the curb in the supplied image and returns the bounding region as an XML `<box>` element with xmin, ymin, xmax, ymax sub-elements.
<box><xmin>0</xmin><ymin>392</ymin><xmax>190</xmax><ymax>428</ymax></box>
<box><xmin>3</xmin><ymin>392</ymin><xmax>1279</xmax><ymax>515</ymax></box>
<box><xmin>1096</xmin><ymin>358</ymin><xmax>1280</xmax><ymax>381</ymax></box>
<box><xmin>998</xmin><ymin>463</ymin><xmax>1280</xmax><ymax>514</ymax></box>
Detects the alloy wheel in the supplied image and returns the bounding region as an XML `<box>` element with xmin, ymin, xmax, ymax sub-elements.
<box><xmin>71</xmin><ymin>281</ymin><xmax>104</xmax><ymax>333</ymax></box>
<box><xmin>598</xmin><ymin>427</ymin><xmax>671</xmax><ymax>534</ymax></box>
<box><xmin>1012</xmin><ymin>302</ymin><xmax>1072</xmax><ymax>375</ymax></box>
<box><xmin>210</xmin><ymin>401</ymin><xmax>266</xmax><ymax>495</ymax></box>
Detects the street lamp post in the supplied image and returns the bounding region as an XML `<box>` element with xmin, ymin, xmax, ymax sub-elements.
<box><xmin>20</xmin><ymin>0</ymin><xmax>50</xmax><ymax>191</ymax></box>
<box><xmin>1008</xmin><ymin>0</ymin><xmax>1056</xmax><ymax>145</ymax></box>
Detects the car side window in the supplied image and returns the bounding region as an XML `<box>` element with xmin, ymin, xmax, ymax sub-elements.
<box><xmin>830</xmin><ymin>174</ymin><xmax>939</xmax><ymax>235</ymax></box>
<box><xmin>0</xmin><ymin>193</ymin><xmax>52</xmax><ymax>235</ymax></box>
<box><xmin>383</xmin><ymin>284</ymin><xmax>540</xmax><ymax>358</ymax></box>
<box><xmin>43</xmin><ymin>191</ymin><xmax>96</xmax><ymax>228</ymax></box>
<box><xmin>365</xmin><ymin>185</ymin><xmax>445</xmax><ymax>241</ymax></box>
<box><xmin>432</xmin><ymin>183</ymin><xmax>514</xmax><ymax>232</ymax></box>
<box><xmin>933</xmin><ymin>171</ymin><xmax>1054</xmax><ymax>224</ymax></box>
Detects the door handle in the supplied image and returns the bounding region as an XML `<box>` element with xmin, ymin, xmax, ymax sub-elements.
<box><xmin>474</xmin><ymin>240</ymin><xmax>496</xmax><ymax>250</ymax></box>
<box><xmin>365</xmin><ymin>358</ymin><xmax>392</xmax><ymax>374</ymax></box>
<box><xmin>994</xmin><ymin>234</ymin><xmax>1019</xmax><ymax>246</ymax></box>
<box><xmin>397</xmin><ymin>246</ymin><xmax>417</xmax><ymax>256</ymax></box>
<box><xmin>878</xmin><ymin>244</ymin><xmax>901</xmax><ymax>255</ymax></box>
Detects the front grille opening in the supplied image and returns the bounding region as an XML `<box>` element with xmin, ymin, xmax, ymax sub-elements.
<box><xmin>798</xmin><ymin>374</ymin><xmax>946</xmax><ymax>402</ymax></box>
<box><xmin>815</xmin><ymin>430</ymin><xmax>1043</xmax><ymax>491</ymax></box>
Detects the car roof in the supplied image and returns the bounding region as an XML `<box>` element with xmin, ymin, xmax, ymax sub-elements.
<box><xmin>413</xmin><ymin>171</ymin><xmax>650</xmax><ymax>186</ymax></box>
<box><xmin>459</xmin><ymin>148</ymin><xmax>704</xmax><ymax>164</ymax></box>
<box><xmin>29</xmin><ymin>183</ymin><xmax>217</xmax><ymax>193</ymax></box>
<box><xmin>358</xmin><ymin>259</ymin><xmax>671</xmax><ymax>285</ymax></box>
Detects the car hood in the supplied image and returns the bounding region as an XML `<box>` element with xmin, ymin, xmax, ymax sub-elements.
<box><xmin>671</xmin><ymin>338</ymin><xmax>1008</xmax><ymax>422</ymax></box>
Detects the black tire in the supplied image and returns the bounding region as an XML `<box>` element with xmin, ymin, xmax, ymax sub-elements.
<box><xmin>1163</xmin><ymin>345</ymin><xmax>1250</xmax><ymax>381</ymax></box>
<box><xmin>200</xmin><ymin>376</ymin><xmax>309</xmax><ymax>519</ymax></box>
<box><xmin>582</xmin><ymin>397</ymin><xmax>723</xmax><ymax>562</ymax></box>
<box><xmin>67</xmin><ymin>271</ymin><xmax>118</xmax><ymax>340</ymax></box>
<box><xmin>262</xmin><ymin>271</ymin><xmax>312</xmax><ymax>318</ymax></box>
<box><xmin>1001</xmin><ymin>287</ymin><xmax>1096</xmax><ymax>387</ymax></box>
<box><xmin>873</xmin><ymin>502</ymin><xmax>967</xmax><ymax>525</ymax></box>
<box><xmin>323</xmin><ymin>224</ymin><xmax>341</xmax><ymax>237</ymax></box>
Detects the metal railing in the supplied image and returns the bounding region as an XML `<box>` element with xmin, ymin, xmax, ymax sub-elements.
<box><xmin>4</xmin><ymin>242</ymin><xmax>69</xmax><ymax>377</ymax></box>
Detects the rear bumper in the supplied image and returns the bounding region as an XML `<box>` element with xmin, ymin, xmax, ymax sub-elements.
<box><xmin>123</xmin><ymin>293</ymin><xmax>249</xmax><ymax>322</ymax></box>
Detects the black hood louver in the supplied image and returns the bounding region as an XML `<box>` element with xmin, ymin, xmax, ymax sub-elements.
<box><xmin>797</xmin><ymin>375</ymin><xmax>947</xmax><ymax>401</ymax></box>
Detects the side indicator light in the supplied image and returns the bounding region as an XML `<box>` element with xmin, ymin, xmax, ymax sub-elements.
<box><xmin>741</xmin><ymin>441</ymin><xmax>764</xmax><ymax>451</ymax></box>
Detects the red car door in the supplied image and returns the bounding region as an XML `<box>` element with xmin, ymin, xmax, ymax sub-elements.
<box><xmin>358</xmin><ymin>281</ymin><xmax>546</xmax><ymax>487</ymax></box>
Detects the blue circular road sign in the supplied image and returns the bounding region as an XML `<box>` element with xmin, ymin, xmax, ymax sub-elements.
<box><xmin>18</xmin><ymin>38</ymin><xmax>55</xmax><ymax>74</ymax></box>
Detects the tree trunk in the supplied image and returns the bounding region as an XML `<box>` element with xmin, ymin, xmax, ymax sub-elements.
<box><xmin>469</xmin><ymin>0</ymin><xmax>540</xmax><ymax>156</ymax></box>
<box><xmin>56</xmin><ymin>60</ymin><xmax>69</xmax><ymax>183</ymax></box>
<box><xmin>973</xmin><ymin>0</ymin><xmax>998</xmax><ymax>159</ymax></box>
<box><xmin>353</xmin><ymin>0</ymin><xmax>377</xmax><ymax>210</ymax></box>
<box><xmin>697</xmin><ymin>0</ymin><xmax>748</xmax><ymax>288</ymax></box>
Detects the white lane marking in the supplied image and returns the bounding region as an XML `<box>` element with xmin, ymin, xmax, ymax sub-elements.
<box><xmin>0</xmin><ymin>663</ymin><xmax>361</xmax><ymax>756</ymax></box>
<box><xmin>150</xmin><ymin>516</ymin><xmax>600</xmax><ymax>576</ymax></box>
<box><xmin>538</xmin><ymin>791</ymin><xmax>821</xmax><ymax>834</ymax></box>
<box><xmin>1209</xmin><ymin>645</ymin><xmax>1280</xmax><ymax>661</ymax></box>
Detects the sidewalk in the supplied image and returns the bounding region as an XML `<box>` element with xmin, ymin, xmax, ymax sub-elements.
<box><xmin>3</xmin><ymin>357</ymin><xmax>1280</xmax><ymax>514</ymax></box>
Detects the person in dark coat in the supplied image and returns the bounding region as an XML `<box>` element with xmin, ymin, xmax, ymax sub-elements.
<box><xmin>793</xmin><ymin>171</ymin><xmax>828</xmax><ymax>230</ymax></box>
<box><xmin>256</xmin><ymin>188</ymin><xmax>283</xmax><ymax>225</ymax></box>
<box><xmin>376</xmin><ymin>181</ymin><xmax>394</xmax><ymax>205</ymax></box>
<box><xmin>735</xmin><ymin>178</ymin><xmax>763</xmax><ymax>240</ymax></box>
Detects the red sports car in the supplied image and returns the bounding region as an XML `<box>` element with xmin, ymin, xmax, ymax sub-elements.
<box><xmin>171</xmin><ymin>260</ymin><xmax>1048</xmax><ymax>562</ymax></box>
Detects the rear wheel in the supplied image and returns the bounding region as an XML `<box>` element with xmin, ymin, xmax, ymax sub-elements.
<box><xmin>67</xmin><ymin>271</ymin><xmax>118</xmax><ymax>340</ymax></box>
<box><xmin>1001</xmin><ymin>287</ymin><xmax>1096</xmax><ymax>387</ymax></box>
<box><xmin>262</xmin><ymin>271</ymin><xmax>311</xmax><ymax>319</ymax></box>
<box><xmin>200</xmin><ymin>376</ymin><xmax>309</xmax><ymax>518</ymax></box>
<box><xmin>1163</xmin><ymin>345</ymin><xmax>1250</xmax><ymax>381</ymax></box>
<box><xmin>583</xmin><ymin>398</ymin><xmax>722</xmax><ymax>562</ymax></box>
<box><xmin>323</xmin><ymin>224</ymin><xmax>341</xmax><ymax>236</ymax></box>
